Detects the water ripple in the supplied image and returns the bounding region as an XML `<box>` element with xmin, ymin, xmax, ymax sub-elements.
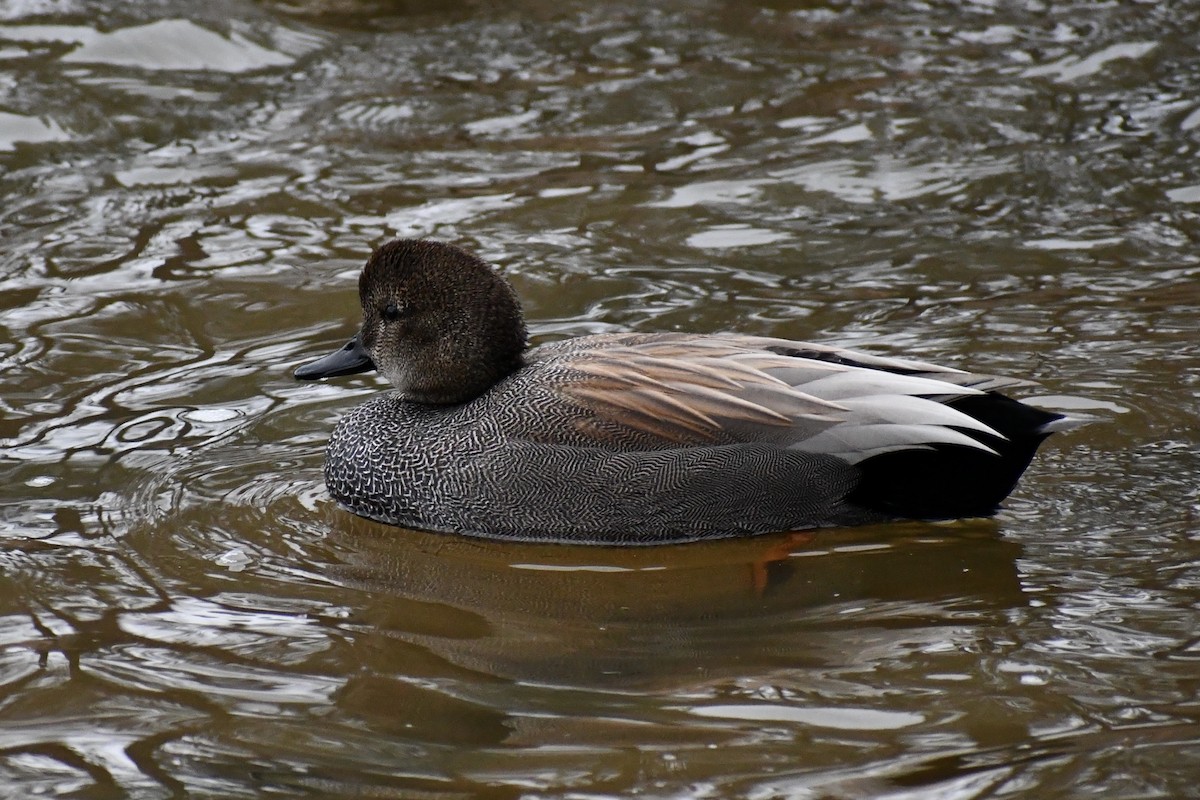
<box><xmin>0</xmin><ymin>0</ymin><xmax>1198</xmax><ymax>797</ymax></box>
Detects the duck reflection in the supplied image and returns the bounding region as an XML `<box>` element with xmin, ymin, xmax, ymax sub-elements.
<box><xmin>324</xmin><ymin>517</ymin><xmax>1025</xmax><ymax>690</ymax></box>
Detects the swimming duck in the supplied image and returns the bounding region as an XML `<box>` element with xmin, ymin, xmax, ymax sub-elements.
<box><xmin>295</xmin><ymin>239</ymin><xmax>1083</xmax><ymax>545</ymax></box>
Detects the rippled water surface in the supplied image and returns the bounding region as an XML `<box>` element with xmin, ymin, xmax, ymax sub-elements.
<box><xmin>2</xmin><ymin>0</ymin><xmax>1198</xmax><ymax>797</ymax></box>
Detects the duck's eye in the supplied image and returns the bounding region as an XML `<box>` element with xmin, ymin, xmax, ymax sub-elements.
<box><xmin>382</xmin><ymin>302</ymin><xmax>403</xmax><ymax>322</ymax></box>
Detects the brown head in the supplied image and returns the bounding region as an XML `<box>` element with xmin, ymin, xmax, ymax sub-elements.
<box><xmin>295</xmin><ymin>239</ymin><xmax>528</xmax><ymax>405</ymax></box>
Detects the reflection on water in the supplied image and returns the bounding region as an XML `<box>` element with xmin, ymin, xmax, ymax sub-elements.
<box><xmin>1</xmin><ymin>0</ymin><xmax>1199</xmax><ymax>796</ymax></box>
<box><xmin>330</xmin><ymin>521</ymin><xmax>1025</xmax><ymax>687</ymax></box>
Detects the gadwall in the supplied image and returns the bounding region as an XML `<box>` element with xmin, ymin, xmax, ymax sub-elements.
<box><xmin>295</xmin><ymin>239</ymin><xmax>1084</xmax><ymax>544</ymax></box>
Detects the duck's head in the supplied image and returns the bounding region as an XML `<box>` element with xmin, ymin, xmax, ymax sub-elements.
<box><xmin>294</xmin><ymin>239</ymin><xmax>528</xmax><ymax>405</ymax></box>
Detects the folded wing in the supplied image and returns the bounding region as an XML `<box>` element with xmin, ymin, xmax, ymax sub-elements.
<box><xmin>543</xmin><ymin>333</ymin><xmax>1018</xmax><ymax>462</ymax></box>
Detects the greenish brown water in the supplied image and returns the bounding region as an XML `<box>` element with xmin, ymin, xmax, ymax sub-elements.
<box><xmin>1</xmin><ymin>1</ymin><xmax>1198</xmax><ymax>797</ymax></box>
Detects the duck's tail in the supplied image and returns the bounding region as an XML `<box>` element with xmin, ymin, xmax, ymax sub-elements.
<box><xmin>846</xmin><ymin>393</ymin><xmax>1090</xmax><ymax>522</ymax></box>
<box><xmin>1021</xmin><ymin>394</ymin><xmax>1106</xmax><ymax>434</ymax></box>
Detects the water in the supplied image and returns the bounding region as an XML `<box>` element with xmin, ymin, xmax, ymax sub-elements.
<box><xmin>1</xmin><ymin>0</ymin><xmax>1198</xmax><ymax>797</ymax></box>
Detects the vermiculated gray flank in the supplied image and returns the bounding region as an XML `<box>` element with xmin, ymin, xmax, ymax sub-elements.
<box><xmin>296</xmin><ymin>239</ymin><xmax>1088</xmax><ymax>545</ymax></box>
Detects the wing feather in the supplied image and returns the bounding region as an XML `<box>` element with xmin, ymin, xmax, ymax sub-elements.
<box><xmin>801</xmin><ymin>423</ymin><xmax>1001</xmax><ymax>462</ymax></box>
<box><xmin>538</xmin><ymin>333</ymin><xmax>1025</xmax><ymax>460</ymax></box>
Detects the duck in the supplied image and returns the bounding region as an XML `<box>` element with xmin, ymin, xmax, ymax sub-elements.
<box><xmin>294</xmin><ymin>238</ymin><xmax>1086</xmax><ymax>545</ymax></box>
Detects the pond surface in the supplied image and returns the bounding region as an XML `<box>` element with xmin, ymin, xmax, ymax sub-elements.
<box><xmin>2</xmin><ymin>0</ymin><xmax>1198</xmax><ymax>797</ymax></box>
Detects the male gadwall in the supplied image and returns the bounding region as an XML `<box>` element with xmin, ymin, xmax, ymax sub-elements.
<box><xmin>295</xmin><ymin>239</ymin><xmax>1084</xmax><ymax>544</ymax></box>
